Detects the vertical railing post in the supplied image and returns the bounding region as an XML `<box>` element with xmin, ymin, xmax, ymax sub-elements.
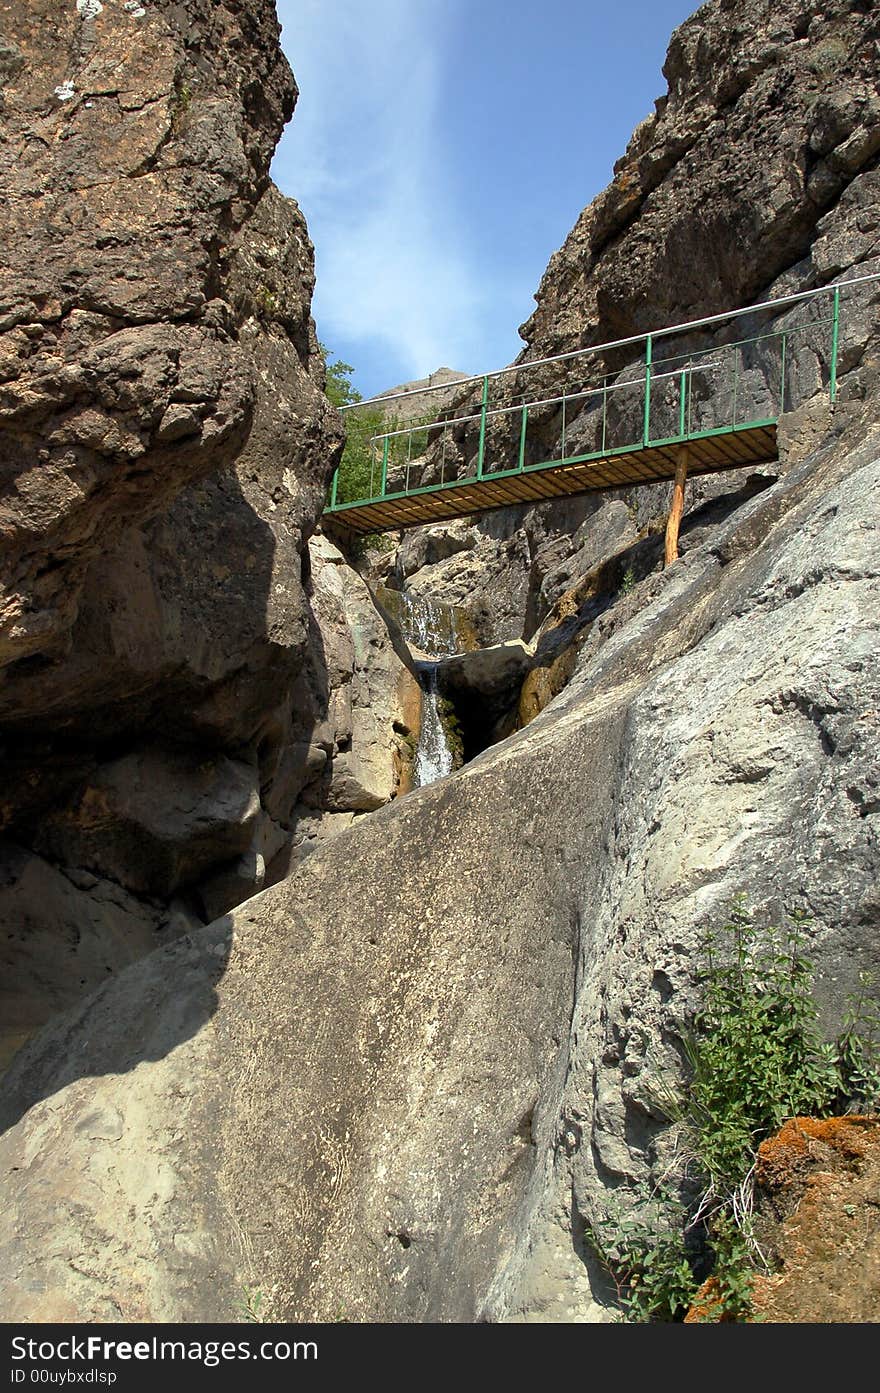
<box><xmin>380</xmin><ymin>434</ymin><xmax>390</xmax><ymax>498</ymax></box>
<box><xmin>780</xmin><ymin>333</ymin><xmax>787</xmax><ymax>416</ymax></box>
<box><xmin>830</xmin><ymin>286</ymin><xmax>840</xmax><ymax>404</ymax></box>
<box><xmin>679</xmin><ymin>369</ymin><xmax>687</xmax><ymax>439</ymax></box>
<box><xmin>602</xmin><ymin>378</ymin><xmax>608</xmax><ymax>454</ymax></box>
<box><xmin>518</xmin><ymin>404</ymin><xmax>528</xmax><ymax>472</ymax></box>
<box><xmin>330</xmin><ymin>465</ymin><xmax>339</xmax><ymax>508</ymax></box>
<box><xmin>477</xmin><ymin>375</ymin><xmax>488</xmax><ymax>478</ymax></box>
<box><xmin>732</xmin><ymin>347</ymin><xmax>739</xmax><ymax>428</ymax></box>
<box><xmin>561</xmin><ymin>392</ymin><xmax>567</xmax><ymax>461</ymax></box>
<box><xmin>643</xmin><ymin>334</ymin><xmax>653</xmax><ymax>445</ymax></box>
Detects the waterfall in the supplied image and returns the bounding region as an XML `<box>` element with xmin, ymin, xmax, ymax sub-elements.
<box><xmin>397</xmin><ymin>589</ymin><xmax>461</xmax><ymax>658</ymax></box>
<box><xmin>374</xmin><ymin>587</ymin><xmax>464</xmax><ymax>788</ymax></box>
<box><xmin>403</xmin><ymin>596</ymin><xmax>459</xmax><ymax>787</ymax></box>
<box><xmin>414</xmin><ymin>664</ymin><xmax>455</xmax><ymax>787</ymax></box>
<box><xmin>394</xmin><ymin>593</ymin><xmax>458</xmax><ymax>788</ymax></box>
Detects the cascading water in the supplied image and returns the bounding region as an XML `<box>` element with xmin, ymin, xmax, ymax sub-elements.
<box><xmin>414</xmin><ymin>665</ymin><xmax>454</xmax><ymax>787</ymax></box>
<box><xmin>396</xmin><ymin>589</ymin><xmax>462</xmax><ymax>658</ymax></box>
<box><xmin>379</xmin><ymin>590</ymin><xmax>462</xmax><ymax>788</ymax></box>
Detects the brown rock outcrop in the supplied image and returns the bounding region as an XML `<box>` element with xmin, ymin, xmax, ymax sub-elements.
<box><xmin>748</xmin><ymin>1115</ymin><xmax>880</xmax><ymax>1323</ymax></box>
<box><xmin>0</xmin><ymin>1</ymin><xmax>343</xmax><ymax>1057</ymax></box>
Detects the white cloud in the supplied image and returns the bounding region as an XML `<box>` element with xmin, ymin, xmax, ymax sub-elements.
<box><xmin>272</xmin><ymin>0</ymin><xmax>483</xmax><ymax>386</ymax></box>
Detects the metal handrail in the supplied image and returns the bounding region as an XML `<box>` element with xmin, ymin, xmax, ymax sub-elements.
<box><xmin>327</xmin><ymin>273</ymin><xmax>875</xmax><ymax>512</ymax></box>
<box><xmin>338</xmin><ymin>271</ymin><xmax>879</xmax><ymax>415</ymax></box>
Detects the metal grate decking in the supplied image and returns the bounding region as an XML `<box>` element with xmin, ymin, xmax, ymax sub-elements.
<box><xmin>327</xmin><ymin>423</ymin><xmax>778</xmax><ymax>535</ymax></box>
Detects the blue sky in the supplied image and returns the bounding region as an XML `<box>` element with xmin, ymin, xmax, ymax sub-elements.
<box><xmin>272</xmin><ymin>1</ymin><xmax>697</xmax><ymax>397</ymax></box>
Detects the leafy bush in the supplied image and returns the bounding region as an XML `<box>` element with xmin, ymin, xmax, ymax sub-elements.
<box><xmin>335</xmin><ymin>405</ymin><xmax>389</xmax><ymax>504</ymax></box>
<box><xmin>587</xmin><ymin>899</ymin><xmax>880</xmax><ymax>1322</ymax></box>
<box><xmin>684</xmin><ymin>902</ymin><xmax>843</xmax><ymax>1197</ymax></box>
<box><xmin>586</xmin><ymin>1187</ymin><xmax>697</xmax><ymax>1322</ymax></box>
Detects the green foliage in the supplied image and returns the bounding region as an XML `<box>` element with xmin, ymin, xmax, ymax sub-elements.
<box><xmin>833</xmin><ymin>971</ymin><xmax>880</xmax><ymax>1110</ymax></box>
<box><xmin>347</xmin><ymin>529</ymin><xmax>396</xmax><ymax>565</ymax></box>
<box><xmin>321</xmin><ymin>345</ymin><xmax>387</xmax><ymax>505</ymax></box>
<box><xmin>437</xmin><ymin>694</ymin><xmax>465</xmax><ymax>770</ymax></box>
<box><xmin>585</xmin><ymin>899</ymin><xmax>880</xmax><ymax>1324</ymax></box>
<box><xmin>586</xmin><ymin>1188</ymin><xmax>697</xmax><ymax>1323</ymax></box>
<box><xmin>619</xmin><ymin>566</ymin><xmax>637</xmax><ymax>596</ymax></box>
<box><xmin>321</xmin><ymin>347</ymin><xmax>440</xmax><ymax>516</ymax></box>
<box><xmin>322</xmin><ymin>346</ymin><xmax>362</xmax><ymax>408</ymax></box>
<box><xmin>683</xmin><ymin>901</ymin><xmax>843</xmax><ymax>1196</ymax></box>
<box><xmin>336</xmin><ymin>406</ymin><xmax>389</xmax><ymax>504</ymax></box>
<box><xmin>705</xmin><ymin>1213</ymin><xmax>756</xmax><ymax>1322</ymax></box>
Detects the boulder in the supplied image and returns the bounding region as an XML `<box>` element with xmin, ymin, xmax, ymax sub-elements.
<box><xmin>35</xmin><ymin>746</ymin><xmax>261</xmax><ymax>898</ymax></box>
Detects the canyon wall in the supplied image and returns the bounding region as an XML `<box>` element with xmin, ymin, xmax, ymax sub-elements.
<box><xmin>393</xmin><ymin>0</ymin><xmax>880</xmax><ymax>649</ymax></box>
<box><xmin>0</xmin><ymin>1</ymin><xmax>416</xmax><ymax>1064</ymax></box>
<box><xmin>0</xmin><ymin>0</ymin><xmax>878</xmax><ymax>1322</ymax></box>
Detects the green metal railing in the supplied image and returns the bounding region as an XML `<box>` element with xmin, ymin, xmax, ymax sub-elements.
<box><xmin>326</xmin><ymin>274</ymin><xmax>874</xmax><ymax>517</ymax></box>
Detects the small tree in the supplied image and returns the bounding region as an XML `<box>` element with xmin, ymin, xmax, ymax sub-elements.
<box><xmin>322</xmin><ymin>345</ymin><xmax>389</xmax><ymax>504</ymax></box>
<box><xmin>322</xmin><ymin>346</ymin><xmax>362</xmax><ymax>409</ymax></box>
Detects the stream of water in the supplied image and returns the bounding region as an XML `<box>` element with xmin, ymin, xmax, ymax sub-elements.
<box><xmin>380</xmin><ymin>590</ymin><xmax>462</xmax><ymax>788</ymax></box>
<box><xmin>414</xmin><ymin>665</ymin><xmax>454</xmax><ymax>787</ymax></box>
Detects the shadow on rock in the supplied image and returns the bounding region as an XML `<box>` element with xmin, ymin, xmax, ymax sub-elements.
<box><xmin>0</xmin><ymin>915</ymin><xmax>233</xmax><ymax>1136</ymax></box>
<box><xmin>0</xmin><ymin>464</ymin><xmax>328</xmax><ymax>1109</ymax></box>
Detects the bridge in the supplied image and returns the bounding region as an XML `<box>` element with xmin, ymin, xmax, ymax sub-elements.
<box><xmin>323</xmin><ymin>277</ymin><xmax>872</xmax><ymax>555</ymax></box>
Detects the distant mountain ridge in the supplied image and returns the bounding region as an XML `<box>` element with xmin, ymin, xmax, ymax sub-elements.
<box><xmin>363</xmin><ymin>366</ymin><xmax>470</xmax><ymax>423</ymax></box>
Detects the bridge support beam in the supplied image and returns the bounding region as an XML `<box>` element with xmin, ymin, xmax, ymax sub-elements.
<box><xmin>665</xmin><ymin>446</ymin><xmax>689</xmax><ymax>566</ymax></box>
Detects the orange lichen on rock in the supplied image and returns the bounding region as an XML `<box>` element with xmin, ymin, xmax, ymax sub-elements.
<box><xmin>685</xmin><ymin>1117</ymin><xmax>880</xmax><ymax>1324</ymax></box>
<box><xmin>751</xmin><ymin>1115</ymin><xmax>880</xmax><ymax>1323</ymax></box>
<box><xmin>684</xmin><ymin>1277</ymin><xmax>734</xmax><ymax>1324</ymax></box>
<box><xmin>755</xmin><ymin>1115</ymin><xmax>877</xmax><ymax>1196</ymax></box>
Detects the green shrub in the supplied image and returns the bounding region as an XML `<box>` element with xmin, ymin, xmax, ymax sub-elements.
<box><xmin>683</xmin><ymin>902</ymin><xmax>843</xmax><ymax>1197</ymax></box>
<box><xmin>586</xmin><ymin>899</ymin><xmax>880</xmax><ymax>1322</ymax></box>
<box><xmin>586</xmin><ymin>1187</ymin><xmax>697</xmax><ymax>1323</ymax></box>
<box><xmin>335</xmin><ymin>406</ymin><xmax>389</xmax><ymax>503</ymax></box>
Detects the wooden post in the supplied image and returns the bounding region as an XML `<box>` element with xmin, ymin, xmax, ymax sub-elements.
<box><xmin>665</xmin><ymin>446</ymin><xmax>689</xmax><ymax>566</ymax></box>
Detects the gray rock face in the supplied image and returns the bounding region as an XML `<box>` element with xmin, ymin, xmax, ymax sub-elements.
<box><xmin>0</xmin><ymin>842</ymin><xmax>197</xmax><ymax>1072</ymax></box>
<box><xmin>304</xmin><ymin>536</ymin><xmax>418</xmax><ymax>818</ymax></box>
<box><xmin>1</xmin><ymin>382</ymin><xmax>877</xmax><ymax>1323</ymax></box>
<box><xmin>238</xmin><ymin>535</ymin><xmax>421</xmax><ymax>890</ymax></box>
<box><xmin>364</xmin><ymin>367</ymin><xmax>470</xmax><ymax>425</ymax></box>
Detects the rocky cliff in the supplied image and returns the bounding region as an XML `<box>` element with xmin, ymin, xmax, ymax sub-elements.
<box><xmin>392</xmin><ymin>0</ymin><xmax>880</xmax><ymax>649</ymax></box>
<box><xmin>0</xmin><ymin>0</ymin><xmax>878</xmax><ymax>1323</ymax></box>
<box><xmin>0</xmin><ymin>1</ymin><xmax>413</xmax><ymax>1066</ymax></box>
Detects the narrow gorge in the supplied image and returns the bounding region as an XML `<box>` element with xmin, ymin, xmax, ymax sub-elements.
<box><xmin>0</xmin><ymin>0</ymin><xmax>878</xmax><ymax>1325</ymax></box>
